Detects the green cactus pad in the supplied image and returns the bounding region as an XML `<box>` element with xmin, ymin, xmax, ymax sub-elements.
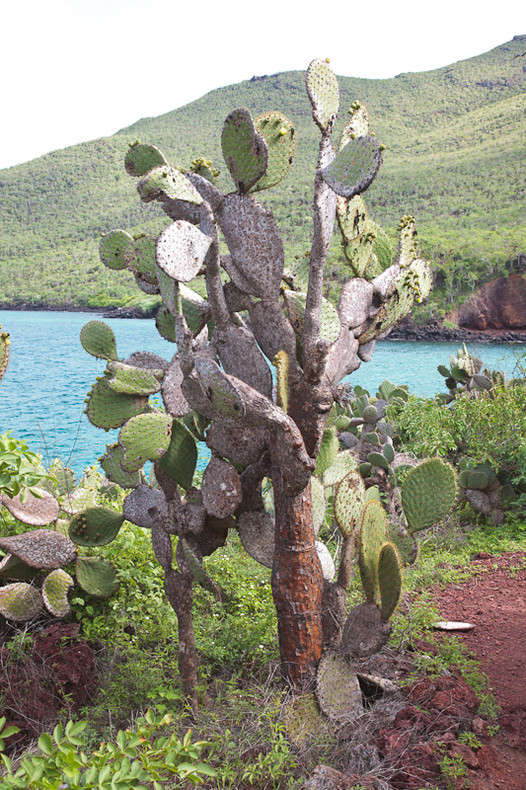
<box><xmin>334</xmin><ymin>470</ymin><xmax>366</xmax><ymax>537</ymax></box>
<box><xmin>323</xmin><ymin>450</ymin><xmax>358</xmax><ymax>487</ymax></box>
<box><xmin>124</xmin><ymin>142</ymin><xmax>168</xmax><ymax>177</ymax></box>
<box><xmin>221</xmin><ymin>108</ymin><xmax>268</xmax><ymax>192</ymax></box>
<box><xmin>316</xmin><ymin>650</ymin><xmax>362</xmax><ymax>723</ymax></box>
<box><xmin>252</xmin><ymin>112</ymin><xmax>295</xmax><ymax>192</ymax></box>
<box><xmin>371</xmin><ymin>222</ymin><xmax>393</xmax><ymax>271</ymax></box>
<box><xmin>157</xmin><ymin>419</ymin><xmax>197</xmax><ymax>490</ymax></box>
<box><xmin>86</xmin><ymin>375</ymin><xmax>151</xmax><ymax>430</ymax></box>
<box><xmin>80</xmin><ymin>321</ymin><xmax>118</xmax><ymax>361</ymax></box>
<box><xmin>343</xmin><ymin>229</ymin><xmax>376</xmax><ymax>277</ymax></box>
<box><xmin>306</xmin><ymin>59</ymin><xmax>339</xmax><ymax>132</ymax></box>
<box><xmin>137</xmin><ymin>165</ymin><xmax>203</xmax><ymax>205</ymax></box>
<box><xmin>284</xmin><ymin>290</ymin><xmax>341</xmax><ymax>345</ymax></box>
<box><xmin>119</xmin><ymin>412</ymin><xmax>173</xmax><ymax>472</ymax></box>
<box><xmin>107</xmin><ymin>361</ymin><xmax>163</xmax><ymax>396</ymax></box>
<box><xmin>0</xmin><ymin>553</ymin><xmax>38</xmax><ymax>581</ymax></box>
<box><xmin>336</xmin><ymin>195</ymin><xmax>368</xmax><ymax>243</ymax></box>
<box><xmin>75</xmin><ymin>556</ymin><xmax>119</xmax><ymax>597</ymax></box>
<box><xmin>378</xmin><ymin>542</ymin><xmax>402</xmax><ymax>621</ymax></box>
<box><xmin>0</xmin><ymin>583</ymin><xmax>43</xmax><ymax>622</ymax></box>
<box><xmin>99</xmin><ymin>444</ymin><xmax>143</xmax><ymax>489</ymax></box>
<box><xmin>321</xmin><ymin>136</ymin><xmax>382</xmax><ymax>198</ymax></box>
<box><xmin>315</xmin><ymin>427</ymin><xmax>340</xmax><ymax>478</ymax></box>
<box><xmin>69</xmin><ymin>507</ymin><xmax>124</xmax><ymax>547</ymax></box>
<box><xmin>396</xmin><ymin>215</ymin><xmax>418</xmax><ymax>267</ymax></box>
<box><xmin>387</xmin><ymin>523</ymin><xmax>419</xmax><ymax>566</ymax></box>
<box><xmin>339</xmin><ymin>102</ymin><xmax>370</xmax><ymax>148</ymax></box>
<box><xmin>0</xmin><ymin>529</ymin><xmax>76</xmax><ymax>569</ymax></box>
<box><xmin>366</xmin><ymin>451</ymin><xmax>390</xmax><ymax>471</ymax></box>
<box><xmin>99</xmin><ymin>230</ymin><xmax>134</xmax><ymax>271</ymax></box>
<box><xmin>180</xmin><ymin>284</ymin><xmax>211</xmax><ymax>335</ymax></box>
<box><xmin>123</xmin><ymin>235</ymin><xmax>158</xmax><ymax>285</ymax></box>
<box><xmin>362</xmin><ymin>405</ymin><xmax>378</xmax><ymax>424</ymax></box>
<box><xmin>42</xmin><ymin>568</ymin><xmax>74</xmax><ymax>617</ymax></box>
<box><xmin>156</xmin><ymin>220</ymin><xmax>212</xmax><ymax>283</ymax></box>
<box><xmin>310</xmin><ymin>476</ymin><xmax>326</xmax><ymax>536</ymax></box>
<box><xmin>0</xmin><ymin>328</ymin><xmax>10</xmax><ymax>379</ymax></box>
<box><xmin>194</xmin><ymin>358</ymin><xmax>246</xmax><ymax>419</ymax></box>
<box><xmin>382</xmin><ymin>442</ymin><xmax>395</xmax><ymax>464</ymax></box>
<box><xmin>401</xmin><ymin>459</ymin><xmax>458</xmax><ymax>533</ymax></box>
<box><xmin>155</xmin><ymin>307</ymin><xmax>177</xmax><ymax>343</ymax></box>
<box><xmin>280</xmin><ymin>694</ymin><xmax>326</xmax><ymax>748</ymax></box>
<box><xmin>358</xmin><ymin>500</ymin><xmax>388</xmax><ymax>601</ymax></box>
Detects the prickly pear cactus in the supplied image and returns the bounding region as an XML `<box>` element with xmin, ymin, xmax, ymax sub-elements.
<box><xmin>81</xmin><ymin>56</ymin><xmax>434</xmax><ymax>697</ymax></box>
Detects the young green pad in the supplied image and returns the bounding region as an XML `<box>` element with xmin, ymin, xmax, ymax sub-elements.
<box><xmin>42</xmin><ymin>568</ymin><xmax>74</xmax><ymax>617</ymax></box>
<box><xmin>69</xmin><ymin>507</ymin><xmax>124</xmax><ymax>547</ymax></box>
<box><xmin>80</xmin><ymin>321</ymin><xmax>118</xmax><ymax>361</ymax></box>
<box><xmin>99</xmin><ymin>229</ymin><xmax>134</xmax><ymax>271</ymax></box>
<box><xmin>334</xmin><ymin>470</ymin><xmax>366</xmax><ymax>537</ymax></box>
<box><xmin>221</xmin><ymin>108</ymin><xmax>268</xmax><ymax>192</ymax></box>
<box><xmin>124</xmin><ymin>142</ymin><xmax>168</xmax><ymax>177</ymax></box>
<box><xmin>155</xmin><ymin>306</ymin><xmax>177</xmax><ymax>343</ymax></box>
<box><xmin>315</xmin><ymin>427</ymin><xmax>340</xmax><ymax>478</ymax></box>
<box><xmin>401</xmin><ymin>458</ymin><xmax>458</xmax><ymax>533</ymax></box>
<box><xmin>137</xmin><ymin>165</ymin><xmax>203</xmax><ymax>205</ymax></box>
<box><xmin>124</xmin><ymin>235</ymin><xmax>158</xmax><ymax>284</ymax></box>
<box><xmin>377</xmin><ymin>542</ymin><xmax>402</xmax><ymax>621</ymax></box>
<box><xmin>75</xmin><ymin>556</ymin><xmax>119</xmax><ymax>598</ymax></box>
<box><xmin>306</xmin><ymin>58</ymin><xmax>339</xmax><ymax>132</ymax></box>
<box><xmin>358</xmin><ymin>500</ymin><xmax>388</xmax><ymax>601</ymax></box>
<box><xmin>119</xmin><ymin>412</ymin><xmax>173</xmax><ymax>472</ymax></box>
<box><xmin>107</xmin><ymin>361</ymin><xmax>163</xmax><ymax>396</ymax></box>
<box><xmin>86</xmin><ymin>375</ymin><xmax>151</xmax><ymax>430</ymax></box>
<box><xmin>99</xmin><ymin>444</ymin><xmax>143</xmax><ymax>489</ymax></box>
<box><xmin>339</xmin><ymin>103</ymin><xmax>370</xmax><ymax>148</ymax></box>
<box><xmin>337</xmin><ymin>195</ymin><xmax>369</xmax><ymax>243</ymax></box>
<box><xmin>321</xmin><ymin>136</ymin><xmax>382</xmax><ymax>198</ymax></box>
<box><xmin>158</xmin><ymin>419</ymin><xmax>197</xmax><ymax>490</ymax></box>
<box><xmin>252</xmin><ymin>111</ymin><xmax>295</xmax><ymax>192</ymax></box>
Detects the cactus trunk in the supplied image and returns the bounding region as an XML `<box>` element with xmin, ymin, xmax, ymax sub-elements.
<box><xmin>270</xmin><ymin>451</ymin><xmax>324</xmax><ymax>690</ymax></box>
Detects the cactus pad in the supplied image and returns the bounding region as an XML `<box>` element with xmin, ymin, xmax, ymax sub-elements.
<box><xmin>340</xmin><ymin>602</ymin><xmax>392</xmax><ymax>658</ymax></box>
<box><xmin>280</xmin><ymin>694</ymin><xmax>326</xmax><ymax>748</ymax></box>
<box><xmin>377</xmin><ymin>542</ymin><xmax>402</xmax><ymax>620</ymax></box>
<box><xmin>252</xmin><ymin>112</ymin><xmax>295</xmax><ymax>192</ymax></box>
<box><xmin>124</xmin><ymin>142</ymin><xmax>168</xmax><ymax>177</ymax></box>
<box><xmin>42</xmin><ymin>568</ymin><xmax>74</xmax><ymax>617</ymax></box>
<box><xmin>161</xmin><ymin>358</ymin><xmax>192</xmax><ymax>417</ymax></box>
<box><xmin>221</xmin><ymin>108</ymin><xmax>268</xmax><ymax>192</ymax></box>
<box><xmin>99</xmin><ymin>230</ymin><xmax>134</xmax><ymax>271</ymax></box>
<box><xmin>1</xmin><ymin>489</ymin><xmax>60</xmax><ymax>526</ymax></box>
<box><xmin>155</xmin><ymin>306</ymin><xmax>177</xmax><ymax>343</ymax></box>
<box><xmin>157</xmin><ymin>419</ymin><xmax>197</xmax><ymax>490</ymax></box>
<box><xmin>80</xmin><ymin>321</ymin><xmax>118</xmax><ymax>361</ymax></box>
<box><xmin>334</xmin><ymin>471</ymin><xmax>366</xmax><ymax>537</ymax></box>
<box><xmin>314</xmin><ymin>427</ymin><xmax>340</xmax><ymax>478</ymax></box>
<box><xmin>202</xmin><ymin>456</ymin><xmax>242</xmax><ymax>519</ymax></box>
<box><xmin>206</xmin><ymin>421</ymin><xmax>266</xmax><ymax>468</ymax></box>
<box><xmin>284</xmin><ymin>290</ymin><xmax>341</xmax><ymax>345</ymax></box>
<box><xmin>323</xmin><ymin>450</ymin><xmax>358</xmax><ymax>487</ymax></box>
<box><xmin>0</xmin><ymin>529</ymin><xmax>76</xmax><ymax>569</ymax></box>
<box><xmin>0</xmin><ymin>553</ymin><xmax>37</xmax><ymax>581</ymax></box>
<box><xmin>194</xmin><ymin>358</ymin><xmax>245</xmax><ymax>419</ymax></box>
<box><xmin>340</xmin><ymin>102</ymin><xmax>370</xmax><ymax>148</ymax></box>
<box><xmin>401</xmin><ymin>459</ymin><xmax>458</xmax><ymax>533</ymax></box>
<box><xmin>321</xmin><ymin>136</ymin><xmax>382</xmax><ymax>198</ymax></box>
<box><xmin>337</xmin><ymin>195</ymin><xmax>368</xmax><ymax>243</ymax></box>
<box><xmin>310</xmin><ymin>476</ymin><xmax>326</xmax><ymax>535</ymax></box>
<box><xmin>107</xmin><ymin>361</ymin><xmax>163</xmax><ymax>396</ymax></box>
<box><xmin>118</xmin><ymin>412</ymin><xmax>173</xmax><ymax>472</ymax></box>
<box><xmin>358</xmin><ymin>501</ymin><xmax>388</xmax><ymax>601</ymax></box>
<box><xmin>123</xmin><ymin>235</ymin><xmax>158</xmax><ymax>285</ymax></box>
<box><xmin>123</xmin><ymin>485</ymin><xmax>166</xmax><ymax>529</ymax></box>
<box><xmin>0</xmin><ymin>583</ymin><xmax>43</xmax><ymax>622</ymax></box>
<box><xmin>316</xmin><ymin>541</ymin><xmax>335</xmax><ymax>581</ymax></box>
<box><xmin>75</xmin><ymin>556</ymin><xmax>119</xmax><ymax>597</ymax></box>
<box><xmin>99</xmin><ymin>444</ymin><xmax>143</xmax><ymax>489</ymax></box>
<box><xmin>137</xmin><ymin>165</ymin><xmax>203</xmax><ymax>205</ymax></box>
<box><xmin>306</xmin><ymin>59</ymin><xmax>339</xmax><ymax>132</ymax></box>
<box><xmin>86</xmin><ymin>375</ymin><xmax>151</xmax><ymax>430</ymax></box>
<box><xmin>238</xmin><ymin>510</ymin><xmax>275</xmax><ymax>568</ymax></box>
<box><xmin>316</xmin><ymin>650</ymin><xmax>362</xmax><ymax>722</ymax></box>
<box><xmin>69</xmin><ymin>507</ymin><xmax>124</xmax><ymax>547</ymax></box>
<box><xmin>156</xmin><ymin>220</ymin><xmax>212</xmax><ymax>282</ymax></box>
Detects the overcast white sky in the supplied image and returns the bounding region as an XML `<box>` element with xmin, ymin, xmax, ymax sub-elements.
<box><xmin>1</xmin><ymin>0</ymin><xmax>523</xmax><ymax>170</ymax></box>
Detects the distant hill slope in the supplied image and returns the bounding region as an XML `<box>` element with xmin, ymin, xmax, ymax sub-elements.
<box><xmin>0</xmin><ymin>36</ymin><xmax>524</xmax><ymax>318</ymax></box>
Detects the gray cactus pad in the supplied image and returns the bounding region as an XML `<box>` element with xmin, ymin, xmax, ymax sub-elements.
<box><xmin>156</xmin><ymin>220</ymin><xmax>212</xmax><ymax>282</ymax></box>
<box><xmin>219</xmin><ymin>193</ymin><xmax>284</xmax><ymax>298</ymax></box>
<box><xmin>340</xmin><ymin>602</ymin><xmax>392</xmax><ymax>659</ymax></box>
<box><xmin>0</xmin><ymin>529</ymin><xmax>76</xmax><ymax>570</ymax></box>
<box><xmin>161</xmin><ymin>357</ymin><xmax>191</xmax><ymax>417</ymax></box>
<box><xmin>338</xmin><ymin>278</ymin><xmax>374</xmax><ymax>330</ymax></box>
<box><xmin>316</xmin><ymin>650</ymin><xmax>363</xmax><ymax>723</ymax></box>
<box><xmin>321</xmin><ymin>136</ymin><xmax>382</xmax><ymax>199</ymax></box>
<box><xmin>214</xmin><ymin>324</ymin><xmax>273</xmax><ymax>399</ymax></box>
<box><xmin>238</xmin><ymin>510</ymin><xmax>275</xmax><ymax>568</ymax></box>
<box><xmin>123</xmin><ymin>485</ymin><xmax>167</xmax><ymax>529</ymax></box>
<box><xmin>306</xmin><ymin>58</ymin><xmax>339</xmax><ymax>132</ymax></box>
<box><xmin>202</xmin><ymin>456</ymin><xmax>242</xmax><ymax>519</ymax></box>
<box><xmin>206</xmin><ymin>421</ymin><xmax>267</xmax><ymax>467</ymax></box>
<box><xmin>1</xmin><ymin>489</ymin><xmax>60</xmax><ymax>526</ymax></box>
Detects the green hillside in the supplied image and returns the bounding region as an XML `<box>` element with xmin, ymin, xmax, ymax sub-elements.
<box><xmin>0</xmin><ymin>36</ymin><xmax>524</xmax><ymax>318</ymax></box>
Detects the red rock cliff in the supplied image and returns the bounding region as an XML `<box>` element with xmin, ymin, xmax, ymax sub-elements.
<box><xmin>451</xmin><ymin>274</ymin><xmax>526</xmax><ymax>330</ymax></box>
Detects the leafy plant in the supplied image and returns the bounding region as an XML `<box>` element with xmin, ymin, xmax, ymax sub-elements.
<box><xmin>0</xmin><ymin>432</ymin><xmax>54</xmax><ymax>502</ymax></box>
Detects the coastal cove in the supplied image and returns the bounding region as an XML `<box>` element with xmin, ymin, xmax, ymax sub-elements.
<box><xmin>0</xmin><ymin>310</ymin><xmax>522</xmax><ymax>477</ymax></box>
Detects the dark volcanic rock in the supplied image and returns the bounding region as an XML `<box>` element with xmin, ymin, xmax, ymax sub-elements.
<box><xmin>451</xmin><ymin>274</ymin><xmax>526</xmax><ymax>331</ymax></box>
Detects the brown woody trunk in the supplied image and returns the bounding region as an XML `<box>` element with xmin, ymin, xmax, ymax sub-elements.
<box><xmin>164</xmin><ymin>565</ymin><xmax>198</xmax><ymax>713</ymax></box>
<box><xmin>270</xmin><ymin>457</ymin><xmax>324</xmax><ymax>690</ymax></box>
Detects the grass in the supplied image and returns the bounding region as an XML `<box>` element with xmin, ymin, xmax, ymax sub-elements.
<box><xmin>0</xmin><ymin>36</ymin><xmax>524</xmax><ymax>318</ymax></box>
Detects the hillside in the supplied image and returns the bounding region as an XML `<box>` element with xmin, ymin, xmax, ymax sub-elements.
<box><xmin>0</xmin><ymin>36</ymin><xmax>524</xmax><ymax>318</ymax></box>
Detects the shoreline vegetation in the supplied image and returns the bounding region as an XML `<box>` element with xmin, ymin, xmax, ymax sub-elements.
<box><xmin>2</xmin><ymin>302</ymin><xmax>525</xmax><ymax>344</ymax></box>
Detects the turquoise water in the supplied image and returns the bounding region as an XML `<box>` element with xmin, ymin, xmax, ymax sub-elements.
<box><xmin>0</xmin><ymin>310</ymin><xmax>522</xmax><ymax>476</ymax></box>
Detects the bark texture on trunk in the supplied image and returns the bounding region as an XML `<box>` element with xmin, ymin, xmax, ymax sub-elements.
<box><xmin>270</xmin><ymin>464</ymin><xmax>324</xmax><ymax>690</ymax></box>
<box><xmin>164</xmin><ymin>564</ymin><xmax>198</xmax><ymax>712</ymax></box>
